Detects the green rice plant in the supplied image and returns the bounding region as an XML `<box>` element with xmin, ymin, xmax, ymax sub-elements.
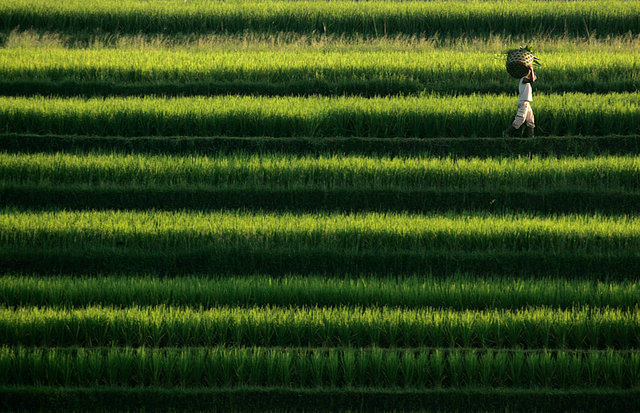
<box><xmin>422</xmin><ymin>350</ymin><xmax>441</xmax><ymax>387</ymax></box>
<box><xmin>1</xmin><ymin>305</ymin><xmax>637</xmax><ymax>349</ymax></box>
<box><xmin>1</xmin><ymin>47</ymin><xmax>637</xmax><ymax>96</ymax></box>
<box><xmin>0</xmin><ymin>94</ymin><xmax>637</xmax><ymax>138</ymax></box>
<box><xmin>447</xmin><ymin>350</ymin><xmax>465</xmax><ymax>387</ymax></box>
<box><xmin>509</xmin><ymin>349</ymin><xmax>526</xmax><ymax>387</ymax></box>
<box><xmin>1</xmin><ymin>0</ymin><xmax>638</xmax><ymax>37</ymax></box>
<box><xmin>309</xmin><ymin>349</ymin><xmax>325</xmax><ymax>388</ymax></box>
<box><xmin>341</xmin><ymin>350</ymin><xmax>356</xmax><ymax>388</ymax></box>
<box><xmin>3</xmin><ymin>152</ymin><xmax>639</xmax><ymax>192</ymax></box>
<box><xmin>399</xmin><ymin>349</ymin><xmax>415</xmax><ymax>388</ymax></box>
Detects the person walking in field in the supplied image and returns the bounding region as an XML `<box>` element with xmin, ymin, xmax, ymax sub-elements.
<box><xmin>503</xmin><ymin>64</ymin><xmax>537</xmax><ymax>138</ymax></box>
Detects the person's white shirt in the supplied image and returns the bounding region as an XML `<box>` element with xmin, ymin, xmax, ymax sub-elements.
<box><xmin>518</xmin><ymin>77</ymin><xmax>533</xmax><ymax>103</ymax></box>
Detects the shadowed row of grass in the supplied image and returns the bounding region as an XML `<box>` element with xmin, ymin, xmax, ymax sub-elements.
<box><xmin>2</xmin><ymin>274</ymin><xmax>638</xmax><ymax>310</ymax></box>
<box><xmin>2</xmin><ymin>346</ymin><xmax>639</xmax><ymax>388</ymax></box>
<box><xmin>2</xmin><ymin>386</ymin><xmax>638</xmax><ymax>413</ymax></box>
<box><xmin>5</xmin><ymin>184</ymin><xmax>640</xmax><ymax>213</ymax></box>
<box><xmin>3</xmin><ymin>134</ymin><xmax>640</xmax><ymax>158</ymax></box>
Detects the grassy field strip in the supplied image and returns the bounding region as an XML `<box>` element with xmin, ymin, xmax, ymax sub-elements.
<box><xmin>3</xmin><ymin>275</ymin><xmax>637</xmax><ymax>310</ymax></box>
<box><xmin>3</xmin><ymin>210</ymin><xmax>639</xmax><ymax>253</ymax></box>
<box><xmin>1</xmin><ymin>347</ymin><xmax>639</xmax><ymax>388</ymax></box>
<box><xmin>5</xmin><ymin>184</ymin><xmax>640</xmax><ymax>214</ymax></box>
<box><xmin>3</xmin><ymin>152</ymin><xmax>638</xmax><ymax>191</ymax></box>
<box><xmin>2</xmin><ymin>387</ymin><xmax>638</xmax><ymax>413</ymax></box>
<box><xmin>1</xmin><ymin>305</ymin><xmax>638</xmax><ymax>348</ymax></box>
<box><xmin>1</xmin><ymin>94</ymin><xmax>637</xmax><ymax>138</ymax></box>
<box><xmin>4</xmin><ymin>210</ymin><xmax>640</xmax><ymax>276</ymax></box>
<box><xmin>4</xmin><ymin>30</ymin><xmax>640</xmax><ymax>53</ymax></box>
<box><xmin>1</xmin><ymin>0</ymin><xmax>638</xmax><ymax>37</ymax></box>
<box><xmin>4</xmin><ymin>134</ymin><xmax>640</xmax><ymax>158</ymax></box>
<box><xmin>2</xmin><ymin>48</ymin><xmax>637</xmax><ymax>96</ymax></box>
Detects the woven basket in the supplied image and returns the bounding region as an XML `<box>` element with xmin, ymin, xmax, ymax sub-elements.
<box><xmin>506</xmin><ymin>47</ymin><xmax>536</xmax><ymax>78</ymax></box>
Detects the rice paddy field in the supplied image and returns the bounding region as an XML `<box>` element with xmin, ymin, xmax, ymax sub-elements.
<box><xmin>1</xmin><ymin>0</ymin><xmax>639</xmax><ymax>412</ymax></box>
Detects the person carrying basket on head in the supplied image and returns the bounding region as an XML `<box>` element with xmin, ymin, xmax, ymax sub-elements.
<box><xmin>503</xmin><ymin>63</ymin><xmax>537</xmax><ymax>138</ymax></box>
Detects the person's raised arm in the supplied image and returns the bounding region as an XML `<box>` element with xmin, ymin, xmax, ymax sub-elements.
<box><xmin>530</xmin><ymin>65</ymin><xmax>537</xmax><ymax>83</ymax></box>
<box><xmin>523</xmin><ymin>65</ymin><xmax>536</xmax><ymax>84</ymax></box>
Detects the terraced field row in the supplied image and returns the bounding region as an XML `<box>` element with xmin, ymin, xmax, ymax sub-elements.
<box><xmin>2</xmin><ymin>305</ymin><xmax>639</xmax><ymax>348</ymax></box>
<box><xmin>5</xmin><ymin>152</ymin><xmax>639</xmax><ymax>189</ymax></box>
<box><xmin>2</xmin><ymin>48</ymin><xmax>638</xmax><ymax>96</ymax></box>
<box><xmin>3</xmin><ymin>275</ymin><xmax>638</xmax><ymax>309</ymax></box>
<box><xmin>2</xmin><ymin>0</ymin><xmax>638</xmax><ymax>37</ymax></box>
<box><xmin>1</xmin><ymin>94</ymin><xmax>638</xmax><ymax>137</ymax></box>
<box><xmin>2</xmin><ymin>347</ymin><xmax>639</xmax><ymax>388</ymax></box>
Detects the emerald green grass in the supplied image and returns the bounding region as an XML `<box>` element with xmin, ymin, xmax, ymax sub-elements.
<box><xmin>1</xmin><ymin>306</ymin><xmax>638</xmax><ymax>348</ymax></box>
<box><xmin>0</xmin><ymin>94</ymin><xmax>638</xmax><ymax>137</ymax></box>
<box><xmin>1</xmin><ymin>274</ymin><xmax>638</xmax><ymax>310</ymax></box>
<box><xmin>4</xmin><ymin>209</ymin><xmax>639</xmax><ymax>253</ymax></box>
<box><xmin>4</xmin><ymin>152</ymin><xmax>640</xmax><ymax>212</ymax></box>
<box><xmin>2</xmin><ymin>48</ymin><xmax>638</xmax><ymax>96</ymax></box>
<box><xmin>1</xmin><ymin>347</ymin><xmax>639</xmax><ymax>388</ymax></box>
<box><xmin>3</xmin><ymin>210</ymin><xmax>640</xmax><ymax>275</ymax></box>
<box><xmin>1</xmin><ymin>0</ymin><xmax>638</xmax><ymax>37</ymax></box>
<box><xmin>4</xmin><ymin>152</ymin><xmax>639</xmax><ymax>191</ymax></box>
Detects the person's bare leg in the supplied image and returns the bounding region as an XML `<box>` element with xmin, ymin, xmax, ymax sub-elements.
<box><xmin>525</xmin><ymin>104</ymin><xmax>535</xmax><ymax>138</ymax></box>
<box><xmin>503</xmin><ymin>102</ymin><xmax>527</xmax><ymax>137</ymax></box>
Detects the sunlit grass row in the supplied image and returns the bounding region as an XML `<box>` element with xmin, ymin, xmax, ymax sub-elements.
<box><xmin>1</xmin><ymin>306</ymin><xmax>638</xmax><ymax>349</ymax></box>
<box><xmin>1</xmin><ymin>0</ymin><xmax>637</xmax><ymax>37</ymax></box>
<box><xmin>3</xmin><ymin>209</ymin><xmax>640</xmax><ymax>253</ymax></box>
<box><xmin>2</xmin><ymin>48</ymin><xmax>637</xmax><ymax>95</ymax></box>
<box><xmin>3</xmin><ymin>152</ymin><xmax>639</xmax><ymax>191</ymax></box>
<box><xmin>2</xmin><ymin>274</ymin><xmax>638</xmax><ymax>310</ymax></box>
<box><xmin>1</xmin><ymin>94</ymin><xmax>638</xmax><ymax>137</ymax></box>
<box><xmin>4</xmin><ymin>29</ymin><xmax>639</xmax><ymax>53</ymax></box>
<box><xmin>2</xmin><ymin>346</ymin><xmax>639</xmax><ymax>388</ymax></box>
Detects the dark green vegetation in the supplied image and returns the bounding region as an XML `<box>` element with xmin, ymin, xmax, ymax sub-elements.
<box><xmin>2</xmin><ymin>347</ymin><xmax>640</xmax><ymax>388</ymax></box>
<box><xmin>3</xmin><ymin>275</ymin><xmax>638</xmax><ymax>310</ymax></box>
<box><xmin>2</xmin><ymin>0</ymin><xmax>639</xmax><ymax>412</ymax></box>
